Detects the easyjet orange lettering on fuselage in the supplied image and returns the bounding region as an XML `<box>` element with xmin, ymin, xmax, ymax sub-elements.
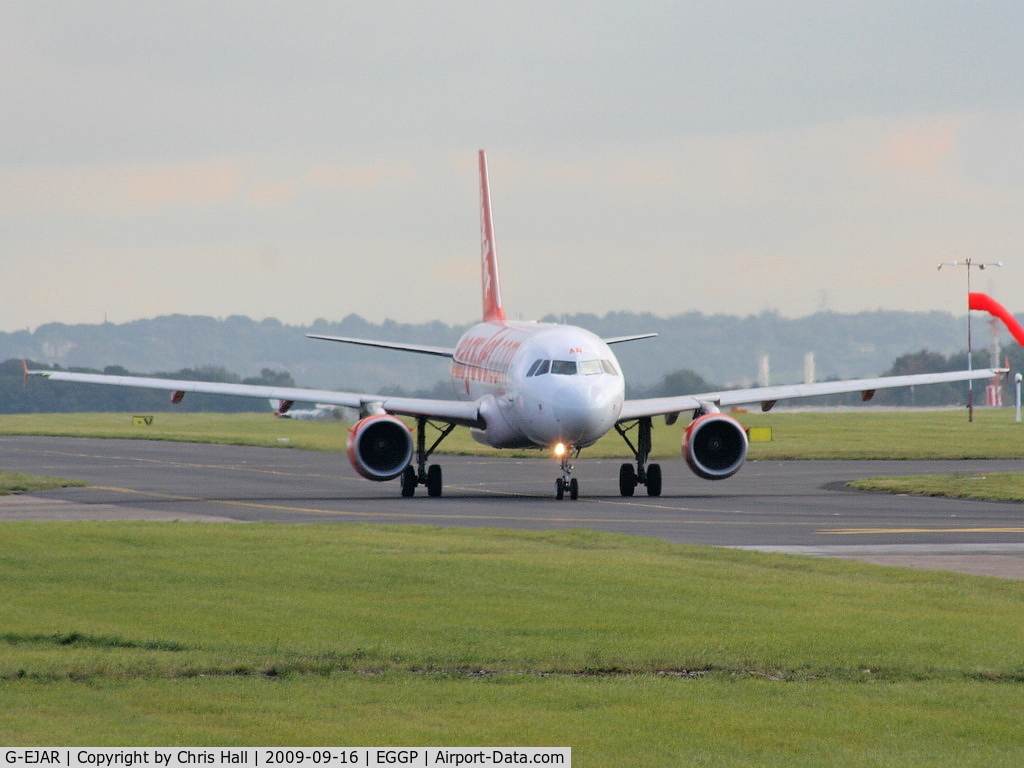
<box><xmin>451</xmin><ymin>323</ymin><xmax>527</xmax><ymax>396</ymax></box>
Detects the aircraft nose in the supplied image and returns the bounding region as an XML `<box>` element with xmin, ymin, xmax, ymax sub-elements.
<box><xmin>550</xmin><ymin>381</ymin><xmax>620</xmax><ymax>444</ymax></box>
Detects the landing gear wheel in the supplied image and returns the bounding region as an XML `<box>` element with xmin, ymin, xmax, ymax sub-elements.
<box><xmin>400</xmin><ymin>465</ymin><xmax>417</xmax><ymax>497</ymax></box>
<box><xmin>409</xmin><ymin>417</ymin><xmax>455</xmax><ymax>500</ymax></box>
<box><xmin>426</xmin><ymin>464</ymin><xmax>443</xmax><ymax>497</ymax></box>
<box><xmin>615</xmin><ymin>417</ymin><xmax>666</xmax><ymax>497</ymax></box>
<box><xmin>646</xmin><ymin>463</ymin><xmax>662</xmax><ymax>497</ymax></box>
<box><xmin>619</xmin><ymin>463</ymin><xmax>637</xmax><ymax>497</ymax></box>
<box><xmin>556</xmin><ymin>446</ymin><xmax>579</xmax><ymax>500</ymax></box>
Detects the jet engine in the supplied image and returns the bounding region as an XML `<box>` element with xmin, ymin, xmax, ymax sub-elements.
<box><xmin>682</xmin><ymin>413</ymin><xmax>748</xmax><ymax>480</ymax></box>
<box><xmin>346</xmin><ymin>414</ymin><xmax>414</xmax><ymax>481</ymax></box>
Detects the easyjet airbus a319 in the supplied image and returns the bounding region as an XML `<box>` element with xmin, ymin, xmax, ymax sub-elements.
<box><xmin>30</xmin><ymin>151</ymin><xmax>1002</xmax><ymax>499</ymax></box>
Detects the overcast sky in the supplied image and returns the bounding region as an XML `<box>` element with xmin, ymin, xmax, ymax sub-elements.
<box><xmin>2</xmin><ymin>1</ymin><xmax>1023</xmax><ymax>332</ymax></box>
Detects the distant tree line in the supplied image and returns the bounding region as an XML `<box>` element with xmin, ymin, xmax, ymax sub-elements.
<box><xmin>0</xmin><ymin>310</ymin><xmax>984</xmax><ymax>394</ymax></box>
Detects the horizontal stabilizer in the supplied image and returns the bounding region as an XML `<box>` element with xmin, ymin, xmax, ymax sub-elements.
<box><xmin>603</xmin><ymin>333</ymin><xmax>658</xmax><ymax>345</ymax></box>
<box><xmin>307</xmin><ymin>334</ymin><xmax>455</xmax><ymax>358</ymax></box>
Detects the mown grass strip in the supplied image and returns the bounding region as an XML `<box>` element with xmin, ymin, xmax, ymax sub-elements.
<box><xmin>0</xmin><ymin>412</ymin><xmax>346</xmax><ymax>452</ymax></box>
<box><xmin>3</xmin><ymin>408</ymin><xmax>1024</xmax><ymax>459</ymax></box>
<box><xmin>0</xmin><ymin>471</ymin><xmax>86</xmax><ymax>495</ymax></box>
<box><xmin>1</xmin><ymin>632</ymin><xmax>188</xmax><ymax>652</ymax></box>
<box><xmin>3</xmin><ymin>675</ymin><xmax>1023</xmax><ymax>765</ymax></box>
<box><xmin>848</xmin><ymin>472</ymin><xmax>1024</xmax><ymax>502</ymax></box>
<box><xmin>0</xmin><ymin>522</ymin><xmax>1022</xmax><ymax>762</ymax></box>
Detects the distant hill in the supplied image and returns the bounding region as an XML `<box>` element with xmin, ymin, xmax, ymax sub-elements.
<box><xmin>0</xmin><ymin>309</ymin><xmax>1004</xmax><ymax>394</ymax></box>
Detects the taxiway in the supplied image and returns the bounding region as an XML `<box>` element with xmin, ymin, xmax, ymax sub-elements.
<box><xmin>2</xmin><ymin>436</ymin><xmax>1023</xmax><ymax>578</ymax></box>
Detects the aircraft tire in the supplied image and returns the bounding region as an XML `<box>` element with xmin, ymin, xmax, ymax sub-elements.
<box><xmin>400</xmin><ymin>465</ymin><xmax>417</xmax><ymax>497</ymax></box>
<box><xmin>646</xmin><ymin>464</ymin><xmax>662</xmax><ymax>497</ymax></box>
<box><xmin>569</xmin><ymin>478</ymin><xmax>579</xmax><ymax>500</ymax></box>
<box><xmin>619</xmin><ymin>464</ymin><xmax>636</xmax><ymax>497</ymax></box>
<box><xmin>426</xmin><ymin>464</ymin><xmax>443</xmax><ymax>497</ymax></box>
<box><xmin>555</xmin><ymin>478</ymin><xmax>565</xmax><ymax>500</ymax></box>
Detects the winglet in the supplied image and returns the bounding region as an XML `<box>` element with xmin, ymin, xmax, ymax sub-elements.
<box><xmin>479</xmin><ymin>150</ymin><xmax>507</xmax><ymax>323</ymax></box>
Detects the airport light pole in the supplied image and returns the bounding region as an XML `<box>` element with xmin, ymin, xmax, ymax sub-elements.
<box><xmin>937</xmin><ymin>258</ymin><xmax>1003</xmax><ymax>422</ymax></box>
<box><xmin>1016</xmin><ymin>372</ymin><xmax>1022</xmax><ymax>424</ymax></box>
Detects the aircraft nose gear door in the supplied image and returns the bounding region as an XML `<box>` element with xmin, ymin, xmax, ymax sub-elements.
<box><xmin>554</xmin><ymin>444</ymin><xmax>580</xmax><ymax>500</ymax></box>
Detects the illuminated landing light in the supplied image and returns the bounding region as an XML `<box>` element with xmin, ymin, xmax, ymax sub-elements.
<box><xmin>553</xmin><ymin>442</ymin><xmax>567</xmax><ymax>458</ymax></box>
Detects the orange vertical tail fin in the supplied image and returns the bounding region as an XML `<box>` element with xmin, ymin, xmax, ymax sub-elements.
<box><xmin>479</xmin><ymin>150</ymin><xmax>507</xmax><ymax>323</ymax></box>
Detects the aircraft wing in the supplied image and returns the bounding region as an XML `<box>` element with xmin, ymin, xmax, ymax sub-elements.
<box><xmin>618</xmin><ymin>368</ymin><xmax>1006</xmax><ymax>422</ymax></box>
<box><xmin>26</xmin><ymin>369</ymin><xmax>483</xmax><ymax>427</ymax></box>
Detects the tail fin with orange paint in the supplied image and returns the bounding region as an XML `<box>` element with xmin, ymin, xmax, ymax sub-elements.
<box><xmin>479</xmin><ymin>150</ymin><xmax>507</xmax><ymax>323</ymax></box>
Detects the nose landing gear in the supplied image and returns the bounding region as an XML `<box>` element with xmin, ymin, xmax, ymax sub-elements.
<box><xmin>554</xmin><ymin>443</ymin><xmax>580</xmax><ymax>500</ymax></box>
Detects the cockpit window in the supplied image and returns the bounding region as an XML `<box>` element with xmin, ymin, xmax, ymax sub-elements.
<box><xmin>578</xmin><ymin>360</ymin><xmax>604</xmax><ymax>376</ymax></box>
<box><xmin>550</xmin><ymin>360</ymin><xmax>577</xmax><ymax>375</ymax></box>
<box><xmin>527</xmin><ymin>359</ymin><xmax>551</xmax><ymax>377</ymax></box>
<box><xmin>601</xmin><ymin>359</ymin><xmax>619</xmax><ymax>376</ymax></box>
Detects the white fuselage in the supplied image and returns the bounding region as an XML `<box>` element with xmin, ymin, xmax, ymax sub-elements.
<box><xmin>450</xmin><ymin>321</ymin><xmax>625</xmax><ymax>450</ymax></box>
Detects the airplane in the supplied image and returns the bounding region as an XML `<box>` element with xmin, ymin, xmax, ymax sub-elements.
<box><xmin>28</xmin><ymin>150</ymin><xmax>1004</xmax><ymax>500</ymax></box>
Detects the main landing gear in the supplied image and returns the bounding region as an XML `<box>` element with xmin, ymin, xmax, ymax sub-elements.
<box><xmin>554</xmin><ymin>444</ymin><xmax>580</xmax><ymax>500</ymax></box>
<box><xmin>401</xmin><ymin>417</ymin><xmax>455</xmax><ymax>498</ymax></box>
<box><xmin>614</xmin><ymin>416</ymin><xmax>662</xmax><ymax>497</ymax></box>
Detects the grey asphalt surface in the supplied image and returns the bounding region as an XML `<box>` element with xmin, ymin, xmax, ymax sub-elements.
<box><xmin>3</xmin><ymin>436</ymin><xmax>1024</xmax><ymax>578</ymax></box>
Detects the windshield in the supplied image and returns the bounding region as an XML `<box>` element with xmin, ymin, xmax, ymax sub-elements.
<box><xmin>550</xmin><ymin>360</ymin><xmax>577</xmax><ymax>375</ymax></box>
<box><xmin>526</xmin><ymin>358</ymin><xmax>619</xmax><ymax>377</ymax></box>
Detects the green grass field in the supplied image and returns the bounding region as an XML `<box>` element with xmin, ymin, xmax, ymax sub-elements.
<box><xmin>2</xmin><ymin>411</ymin><xmax>1024</xmax><ymax>761</ymax></box>
<box><xmin>2</xmin><ymin>406</ymin><xmax>1024</xmax><ymax>459</ymax></box>
<box><xmin>0</xmin><ymin>472</ymin><xmax>85</xmax><ymax>495</ymax></box>
<box><xmin>1</xmin><ymin>523</ymin><xmax>1022</xmax><ymax>764</ymax></box>
<box><xmin>849</xmin><ymin>473</ymin><xmax>1024</xmax><ymax>501</ymax></box>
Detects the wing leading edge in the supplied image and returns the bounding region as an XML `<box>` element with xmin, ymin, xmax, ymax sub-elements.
<box><xmin>619</xmin><ymin>368</ymin><xmax>1006</xmax><ymax>422</ymax></box>
<box><xmin>26</xmin><ymin>369</ymin><xmax>483</xmax><ymax>427</ymax></box>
